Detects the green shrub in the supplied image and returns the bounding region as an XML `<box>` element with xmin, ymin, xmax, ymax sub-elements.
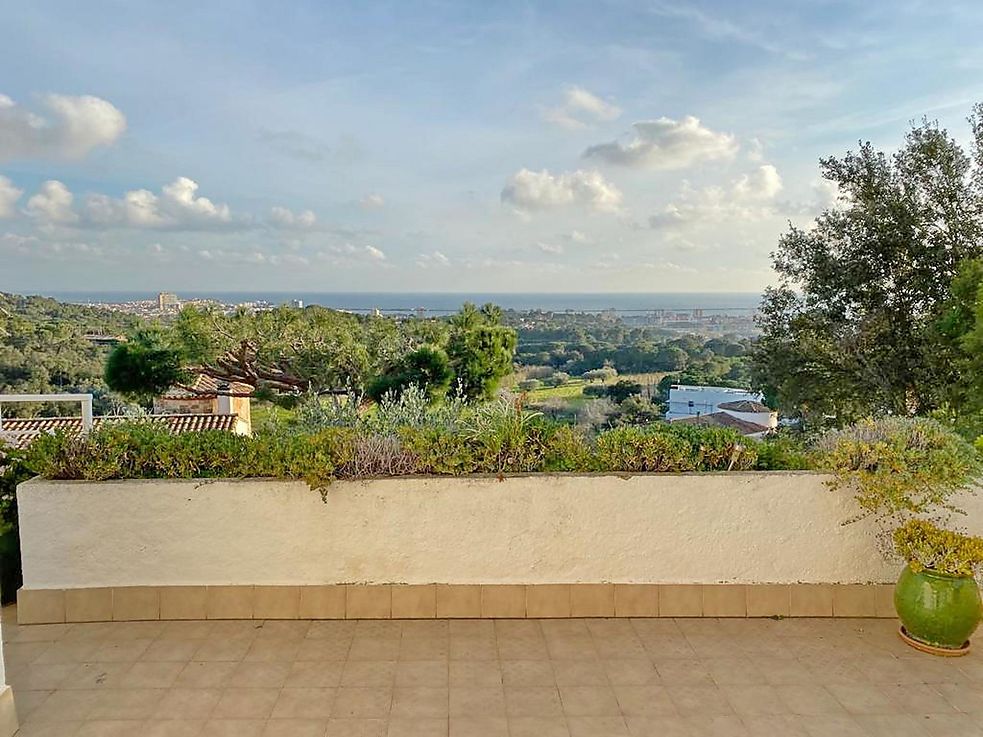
<box><xmin>893</xmin><ymin>518</ymin><xmax>983</xmax><ymax>577</ymax></box>
<box><xmin>817</xmin><ymin>417</ymin><xmax>981</xmax><ymax>521</ymax></box>
<box><xmin>753</xmin><ymin>433</ymin><xmax>814</xmax><ymax>471</ymax></box>
<box><xmin>24</xmin><ymin>412</ymin><xmax>797</xmax><ymax>487</ymax></box>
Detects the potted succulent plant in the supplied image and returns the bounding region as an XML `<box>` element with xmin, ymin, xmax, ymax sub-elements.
<box><xmin>893</xmin><ymin>519</ymin><xmax>983</xmax><ymax>654</ymax></box>
<box><xmin>820</xmin><ymin>417</ymin><xmax>983</xmax><ymax>655</ymax></box>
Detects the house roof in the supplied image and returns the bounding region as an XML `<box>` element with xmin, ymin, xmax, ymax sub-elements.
<box><xmin>0</xmin><ymin>413</ymin><xmax>241</xmax><ymax>450</ymax></box>
<box><xmin>159</xmin><ymin>374</ymin><xmax>254</xmax><ymax>400</ymax></box>
<box><xmin>717</xmin><ymin>400</ymin><xmax>772</xmax><ymax>413</ymax></box>
<box><xmin>670</xmin><ymin>412</ymin><xmax>771</xmax><ymax>436</ymax></box>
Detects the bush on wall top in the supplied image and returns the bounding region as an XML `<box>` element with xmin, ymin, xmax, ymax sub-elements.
<box><xmin>20</xmin><ymin>416</ymin><xmax>770</xmax><ymax>489</ymax></box>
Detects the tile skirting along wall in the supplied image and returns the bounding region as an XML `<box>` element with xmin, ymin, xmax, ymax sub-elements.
<box><xmin>16</xmin><ymin>583</ymin><xmax>898</xmax><ymax>624</ymax></box>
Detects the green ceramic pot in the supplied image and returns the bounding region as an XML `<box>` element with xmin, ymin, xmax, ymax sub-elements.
<box><xmin>894</xmin><ymin>565</ymin><xmax>982</xmax><ymax>650</ymax></box>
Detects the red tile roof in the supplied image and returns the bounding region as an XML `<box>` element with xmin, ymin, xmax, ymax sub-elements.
<box><xmin>717</xmin><ymin>400</ymin><xmax>772</xmax><ymax>413</ymax></box>
<box><xmin>670</xmin><ymin>411</ymin><xmax>771</xmax><ymax>436</ymax></box>
<box><xmin>159</xmin><ymin>374</ymin><xmax>254</xmax><ymax>399</ymax></box>
<box><xmin>0</xmin><ymin>413</ymin><xmax>241</xmax><ymax>450</ymax></box>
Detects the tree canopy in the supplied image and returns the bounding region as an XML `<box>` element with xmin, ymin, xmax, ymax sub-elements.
<box><xmin>753</xmin><ymin>106</ymin><xmax>983</xmax><ymax>427</ymax></box>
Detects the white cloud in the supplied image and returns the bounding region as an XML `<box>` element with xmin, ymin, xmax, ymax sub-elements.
<box><xmin>0</xmin><ymin>93</ymin><xmax>126</xmax><ymax>161</ymax></box>
<box><xmin>26</xmin><ymin>180</ymin><xmax>79</xmax><ymax>224</ymax></box>
<box><xmin>584</xmin><ymin>116</ymin><xmax>738</xmax><ymax>169</ymax></box>
<box><xmin>501</xmin><ymin>168</ymin><xmax>624</xmax><ymax>214</ymax></box>
<box><xmin>536</xmin><ymin>241</ymin><xmax>564</xmax><ymax>255</ymax></box>
<box><xmin>0</xmin><ymin>175</ymin><xmax>22</xmax><ymax>218</ymax></box>
<box><xmin>365</xmin><ymin>245</ymin><xmax>386</xmax><ymax>261</ymax></box>
<box><xmin>84</xmin><ymin>177</ymin><xmax>234</xmax><ymax>229</ymax></box>
<box><xmin>416</xmin><ymin>250</ymin><xmax>450</xmax><ymax>267</ymax></box>
<box><xmin>320</xmin><ymin>243</ymin><xmax>388</xmax><ymax>263</ymax></box>
<box><xmin>269</xmin><ymin>206</ymin><xmax>317</xmax><ymax>229</ymax></box>
<box><xmin>650</xmin><ymin>164</ymin><xmax>784</xmax><ymax>228</ymax></box>
<box><xmin>359</xmin><ymin>193</ymin><xmax>385</xmax><ymax>209</ymax></box>
<box><xmin>542</xmin><ymin>86</ymin><xmax>621</xmax><ymax>130</ymax></box>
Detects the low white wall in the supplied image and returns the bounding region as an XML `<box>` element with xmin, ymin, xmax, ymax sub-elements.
<box><xmin>18</xmin><ymin>473</ymin><xmax>983</xmax><ymax>589</ymax></box>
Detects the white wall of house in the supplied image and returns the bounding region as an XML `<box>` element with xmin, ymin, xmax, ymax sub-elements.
<box><xmin>665</xmin><ymin>385</ymin><xmax>764</xmax><ymax>420</ymax></box>
<box><xmin>18</xmin><ymin>474</ymin><xmax>983</xmax><ymax>590</ymax></box>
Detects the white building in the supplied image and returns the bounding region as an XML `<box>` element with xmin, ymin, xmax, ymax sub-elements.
<box><xmin>665</xmin><ymin>385</ymin><xmax>765</xmax><ymax>421</ymax></box>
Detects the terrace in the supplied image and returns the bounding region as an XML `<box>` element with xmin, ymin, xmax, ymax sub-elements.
<box><xmin>5</xmin><ymin>607</ymin><xmax>981</xmax><ymax>737</ymax></box>
<box><xmin>1</xmin><ymin>417</ymin><xmax>982</xmax><ymax>736</ymax></box>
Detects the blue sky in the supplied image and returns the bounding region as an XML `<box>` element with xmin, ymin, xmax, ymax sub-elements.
<box><xmin>2</xmin><ymin>0</ymin><xmax>982</xmax><ymax>294</ymax></box>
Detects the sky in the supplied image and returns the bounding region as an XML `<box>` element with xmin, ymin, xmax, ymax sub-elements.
<box><xmin>2</xmin><ymin>0</ymin><xmax>983</xmax><ymax>295</ymax></box>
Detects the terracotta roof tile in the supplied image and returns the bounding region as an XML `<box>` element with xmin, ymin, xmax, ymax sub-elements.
<box><xmin>160</xmin><ymin>374</ymin><xmax>254</xmax><ymax>399</ymax></box>
<box><xmin>670</xmin><ymin>411</ymin><xmax>771</xmax><ymax>436</ymax></box>
<box><xmin>717</xmin><ymin>400</ymin><xmax>772</xmax><ymax>413</ymax></box>
<box><xmin>0</xmin><ymin>413</ymin><xmax>240</xmax><ymax>450</ymax></box>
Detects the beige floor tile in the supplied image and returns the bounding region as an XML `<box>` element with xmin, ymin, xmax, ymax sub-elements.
<box><xmin>825</xmin><ymin>683</ymin><xmax>897</xmax><ymax>714</ymax></box>
<box><xmin>450</xmin><ymin>715</ymin><xmax>508</xmax><ymax>736</ymax></box>
<box><xmin>665</xmin><ymin>685</ymin><xmax>734</xmax><ymax>717</ymax></box>
<box><xmin>142</xmin><ymin>720</ymin><xmax>207</xmax><ymax>737</ymax></box>
<box><xmin>449</xmin><ymin>660</ymin><xmax>502</xmax><ymax>687</ymax></box>
<box><xmin>88</xmin><ymin>688</ymin><xmax>166</xmax><ymax>720</ymax></box>
<box><xmin>497</xmin><ymin>636</ymin><xmax>550</xmax><ymax>660</ymax></box>
<box><xmin>776</xmin><ymin>685</ymin><xmax>848</xmax><ymax>716</ymax></box>
<box><xmin>142</xmin><ymin>639</ymin><xmax>201</xmax><ymax>663</ymax></box>
<box><xmin>612</xmin><ymin>685</ymin><xmax>676</xmax><ymax>716</ymax></box>
<box><xmin>193</xmin><ymin>638</ymin><xmax>251</xmax><ymax>662</ymax></box>
<box><xmin>505</xmin><ymin>686</ymin><xmax>563</xmax><ymax>717</ymax></box>
<box><xmin>118</xmin><ymin>661</ymin><xmax>185</xmax><ymax>688</ymax></box>
<box><xmin>399</xmin><ymin>637</ymin><xmax>449</xmax><ymax>660</ymax></box>
<box><xmin>10</xmin><ymin>662</ymin><xmax>78</xmax><ymax>690</ymax></box>
<box><xmin>90</xmin><ymin>640</ymin><xmax>153</xmax><ymax>663</ymax></box>
<box><xmin>720</xmin><ymin>684</ymin><xmax>787</xmax><ymax>716</ymax></box>
<box><xmin>387</xmin><ymin>717</ymin><xmax>448</xmax><ymax>736</ymax></box>
<box><xmin>602</xmin><ymin>659</ymin><xmax>658</xmax><ymax>687</ymax></box>
<box><xmin>553</xmin><ymin>659</ymin><xmax>608</xmax><ymax>686</ymax></box>
<box><xmin>566</xmin><ymin>715</ymin><xmax>630</xmax><ymax>736</ymax></box>
<box><xmin>210</xmin><ymin>688</ymin><xmax>279</xmax><ymax>719</ymax></box>
<box><xmin>243</xmin><ymin>638</ymin><xmax>300</xmax><ymax>663</ymax></box>
<box><xmin>558</xmin><ymin>686</ymin><xmax>622</xmax><ymax>716</ymax></box>
<box><xmin>199</xmin><ymin>720</ymin><xmax>266</xmax><ymax>737</ymax></box>
<box><xmin>396</xmin><ymin>660</ymin><xmax>448</xmax><ymax>687</ymax></box>
<box><xmin>743</xmin><ymin>715</ymin><xmax>811</xmax><ymax>737</ymax></box>
<box><xmin>25</xmin><ymin>689</ymin><xmax>101</xmax><ymax>722</ymax></box>
<box><xmin>174</xmin><ymin>662</ymin><xmax>237</xmax><ymax>689</ymax></box>
<box><xmin>286</xmin><ymin>660</ymin><xmax>345</xmax><ymax>687</ymax></box>
<box><xmin>261</xmin><ymin>719</ymin><xmax>327</xmax><ymax>737</ymax></box>
<box><xmin>342</xmin><ymin>660</ymin><xmax>397</xmax><ymax>687</ymax></box>
<box><xmin>391</xmin><ymin>686</ymin><xmax>449</xmax><ymax>718</ymax></box>
<box><xmin>324</xmin><ymin>717</ymin><xmax>388</xmax><ymax>736</ymax></box>
<box><xmin>651</xmin><ymin>658</ymin><xmax>713</xmax><ymax>687</ymax></box>
<box><xmin>450</xmin><ymin>636</ymin><xmax>498</xmax><ymax>660</ymax></box>
<box><xmin>449</xmin><ymin>686</ymin><xmax>506</xmax><ymax>716</ymax></box>
<box><xmin>683</xmin><ymin>715</ymin><xmax>748</xmax><ymax>736</ymax></box>
<box><xmin>331</xmin><ymin>687</ymin><xmax>393</xmax><ymax>718</ymax></box>
<box><xmin>153</xmin><ymin>687</ymin><xmax>222</xmax><ymax>719</ymax></box>
<box><xmin>508</xmin><ymin>716</ymin><xmax>571</xmax><ymax>737</ymax></box>
<box><xmin>75</xmin><ymin>720</ymin><xmax>146</xmax><ymax>736</ymax></box>
<box><xmin>623</xmin><ymin>716</ymin><xmax>693</xmax><ymax>736</ymax></box>
<box><xmin>270</xmin><ymin>687</ymin><xmax>335</xmax><ymax>718</ymax></box>
<box><xmin>226</xmin><ymin>661</ymin><xmax>291</xmax><ymax>688</ymax></box>
<box><xmin>502</xmin><ymin>660</ymin><xmax>555</xmax><ymax>686</ymax></box>
<box><xmin>349</xmin><ymin>637</ymin><xmax>400</xmax><ymax>661</ymax></box>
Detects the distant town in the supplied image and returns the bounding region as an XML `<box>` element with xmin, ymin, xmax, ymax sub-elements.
<box><xmin>71</xmin><ymin>292</ymin><xmax>761</xmax><ymax>337</ymax></box>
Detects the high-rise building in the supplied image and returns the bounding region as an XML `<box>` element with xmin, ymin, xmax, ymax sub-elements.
<box><xmin>157</xmin><ymin>292</ymin><xmax>180</xmax><ymax>311</ymax></box>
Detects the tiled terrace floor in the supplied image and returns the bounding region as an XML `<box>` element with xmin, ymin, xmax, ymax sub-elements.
<box><xmin>3</xmin><ymin>608</ymin><xmax>983</xmax><ymax>737</ymax></box>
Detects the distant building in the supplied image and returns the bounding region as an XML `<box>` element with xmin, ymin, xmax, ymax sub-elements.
<box><xmin>665</xmin><ymin>384</ymin><xmax>766</xmax><ymax>421</ymax></box>
<box><xmin>153</xmin><ymin>374</ymin><xmax>253</xmax><ymax>435</ymax></box>
<box><xmin>157</xmin><ymin>292</ymin><xmax>180</xmax><ymax>312</ymax></box>
<box><xmin>666</xmin><ymin>386</ymin><xmax>777</xmax><ymax>438</ymax></box>
<box><xmin>717</xmin><ymin>400</ymin><xmax>778</xmax><ymax>430</ymax></box>
<box><xmin>290</xmin><ymin>299</ymin><xmax>304</xmax><ymax>309</ymax></box>
<box><xmin>670</xmin><ymin>412</ymin><xmax>772</xmax><ymax>439</ymax></box>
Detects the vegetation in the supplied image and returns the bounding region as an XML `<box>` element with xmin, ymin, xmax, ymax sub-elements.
<box><xmin>104</xmin><ymin>301</ymin><xmax>517</xmax><ymax>405</ymax></box>
<box><xmin>0</xmin><ymin>292</ymin><xmax>143</xmax><ymax>416</ymax></box>
<box><xmin>754</xmin><ymin>106</ymin><xmax>983</xmax><ymax>429</ymax></box>
<box><xmin>22</xmin><ymin>404</ymin><xmax>780</xmax><ymax>489</ymax></box>
<box><xmin>818</xmin><ymin>417</ymin><xmax>982</xmax><ymax>570</ymax></box>
<box><xmin>893</xmin><ymin>518</ymin><xmax>983</xmax><ymax>578</ymax></box>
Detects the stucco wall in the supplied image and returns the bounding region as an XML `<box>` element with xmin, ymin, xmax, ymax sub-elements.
<box><xmin>18</xmin><ymin>473</ymin><xmax>983</xmax><ymax>590</ymax></box>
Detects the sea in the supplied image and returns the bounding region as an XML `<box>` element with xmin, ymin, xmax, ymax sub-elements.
<box><xmin>47</xmin><ymin>291</ymin><xmax>762</xmax><ymax>315</ymax></box>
